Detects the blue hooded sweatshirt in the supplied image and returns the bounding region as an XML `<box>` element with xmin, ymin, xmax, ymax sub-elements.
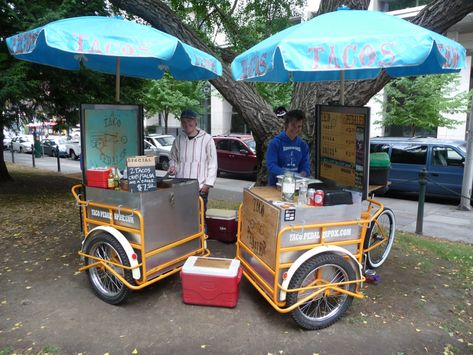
<box><xmin>266</xmin><ymin>132</ymin><xmax>310</xmax><ymax>186</ymax></box>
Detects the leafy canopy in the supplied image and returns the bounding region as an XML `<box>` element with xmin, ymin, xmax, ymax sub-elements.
<box><xmin>143</xmin><ymin>73</ymin><xmax>205</xmax><ymax>118</ymax></box>
<box><xmin>376</xmin><ymin>74</ymin><xmax>472</xmax><ymax>136</ymax></box>
<box><xmin>0</xmin><ymin>0</ymin><xmax>148</xmax><ymax>131</ymax></box>
<box><xmin>167</xmin><ymin>0</ymin><xmax>304</xmax><ymax>108</ymax></box>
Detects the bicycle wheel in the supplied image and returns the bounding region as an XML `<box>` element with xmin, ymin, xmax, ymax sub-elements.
<box><xmin>364</xmin><ymin>208</ymin><xmax>396</xmax><ymax>269</ymax></box>
<box><xmin>286</xmin><ymin>253</ymin><xmax>356</xmax><ymax>330</ymax></box>
<box><xmin>84</xmin><ymin>233</ymin><xmax>134</xmax><ymax>304</ymax></box>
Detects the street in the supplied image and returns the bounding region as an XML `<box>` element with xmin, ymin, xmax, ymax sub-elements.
<box><xmin>2</xmin><ymin>151</ymin><xmax>254</xmax><ymax>201</ymax></box>
<box><xmin>3</xmin><ymin>150</ymin><xmax>473</xmax><ymax>244</ymax></box>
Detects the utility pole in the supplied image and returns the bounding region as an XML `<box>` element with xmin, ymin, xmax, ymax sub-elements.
<box><xmin>459</xmin><ymin>95</ymin><xmax>473</xmax><ymax>210</ymax></box>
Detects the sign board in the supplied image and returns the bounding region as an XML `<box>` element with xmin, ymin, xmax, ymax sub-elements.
<box><xmin>80</xmin><ymin>104</ymin><xmax>144</xmax><ymax>184</ymax></box>
<box><xmin>127</xmin><ymin>156</ymin><xmax>157</xmax><ymax>193</ymax></box>
<box><xmin>315</xmin><ymin>105</ymin><xmax>370</xmax><ymax>200</ymax></box>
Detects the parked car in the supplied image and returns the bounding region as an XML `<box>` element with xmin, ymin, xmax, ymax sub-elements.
<box><xmin>3</xmin><ymin>136</ymin><xmax>12</xmax><ymax>150</ymax></box>
<box><xmin>213</xmin><ymin>134</ymin><xmax>257</xmax><ymax>177</ymax></box>
<box><xmin>41</xmin><ymin>137</ymin><xmax>69</xmax><ymax>157</ymax></box>
<box><xmin>144</xmin><ymin>139</ymin><xmax>160</xmax><ymax>168</ymax></box>
<box><xmin>11</xmin><ymin>135</ymin><xmax>34</xmax><ymax>153</ymax></box>
<box><xmin>65</xmin><ymin>138</ymin><xmax>81</xmax><ymax>160</ymax></box>
<box><xmin>145</xmin><ymin>134</ymin><xmax>175</xmax><ymax>170</ymax></box>
<box><xmin>370</xmin><ymin>137</ymin><xmax>468</xmax><ymax>199</ymax></box>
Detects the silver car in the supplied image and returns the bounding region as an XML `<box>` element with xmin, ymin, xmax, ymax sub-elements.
<box><xmin>145</xmin><ymin>134</ymin><xmax>175</xmax><ymax>170</ymax></box>
<box><xmin>11</xmin><ymin>135</ymin><xmax>34</xmax><ymax>153</ymax></box>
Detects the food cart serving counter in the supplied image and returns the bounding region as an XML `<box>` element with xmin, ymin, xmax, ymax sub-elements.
<box><xmin>235</xmin><ymin>105</ymin><xmax>396</xmax><ymax>330</ymax></box>
<box><xmin>72</xmin><ymin>104</ymin><xmax>208</xmax><ymax>304</ymax></box>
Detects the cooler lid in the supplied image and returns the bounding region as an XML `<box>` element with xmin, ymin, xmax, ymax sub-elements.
<box><xmin>182</xmin><ymin>256</ymin><xmax>240</xmax><ymax>277</ymax></box>
<box><xmin>206</xmin><ymin>208</ymin><xmax>237</xmax><ymax>220</ymax></box>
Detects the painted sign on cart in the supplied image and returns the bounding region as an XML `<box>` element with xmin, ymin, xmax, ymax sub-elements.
<box><xmin>80</xmin><ymin>104</ymin><xmax>144</xmax><ymax>178</ymax></box>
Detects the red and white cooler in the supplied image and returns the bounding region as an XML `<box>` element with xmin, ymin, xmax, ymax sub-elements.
<box><xmin>86</xmin><ymin>168</ymin><xmax>111</xmax><ymax>188</ymax></box>
<box><xmin>180</xmin><ymin>256</ymin><xmax>242</xmax><ymax>308</ymax></box>
<box><xmin>205</xmin><ymin>209</ymin><xmax>238</xmax><ymax>243</ymax></box>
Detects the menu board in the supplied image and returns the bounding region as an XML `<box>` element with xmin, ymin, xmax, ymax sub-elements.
<box><xmin>315</xmin><ymin>105</ymin><xmax>370</xmax><ymax>200</ymax></box>
<box><xmin>80</xmin><ymin>104</ymin><xmax>144</xmax><ymax>184</ymax></box>
<box><xmin>127</xmin><ymin>156</ymin><xmax>157</xmax><ymax>193</ymax></box>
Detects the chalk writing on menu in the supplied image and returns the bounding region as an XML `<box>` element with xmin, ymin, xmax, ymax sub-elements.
<box><xmin>319</xmin><ymin>112</ymin><xmax>366</xmax><ymax>191</ymax></box>
<box><xmin>127</xmin><ymin>156</ymin><xmax>157</xmax><ymax>192</ymax></box>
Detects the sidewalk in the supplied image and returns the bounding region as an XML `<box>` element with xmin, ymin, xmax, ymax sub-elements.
<box><xmin>4</xmin><ymin>151</ymin><xmax>472</xmax><ymax>244</ymax></box>
<box><xmin>375</xmin><ymin>196</ymin><xmax>473</xmax><ymax>244</ymax></box>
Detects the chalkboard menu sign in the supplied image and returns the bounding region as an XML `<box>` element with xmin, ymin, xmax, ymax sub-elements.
<box><xmin>127</xmin><ymin>156</ymin><xmax>157</xmax><ymax>193</ymax></box>
<box><xmin>315</xmin><ymin>105</ymin><xmax>370</xmax><ymax>200</ymax></box>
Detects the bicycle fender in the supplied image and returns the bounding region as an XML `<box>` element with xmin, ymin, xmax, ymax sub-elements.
<box><xmin>279</xmin><ymin>245</ymin><xmax>362</xmax><ymax>302</ymax></box>
<box><xmin>85</xmin><ymin>226</ymin><xmax>141</xmax><ymax>280</ymax></box>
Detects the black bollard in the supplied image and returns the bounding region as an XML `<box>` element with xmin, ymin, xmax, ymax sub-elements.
<box><xmin>31</xmin><ymin>144</ymin><xmax>35</xmax><ymax>167</ymax></box>
<box><xmin>10</xmin><ymin>144</ymin><xmax>14</xmax><ymax>164</ymax></box>
<box><xmin>56</xmin><ymin>146</ymin><xmax>61</xmax><ymax>172</ymax></box>
<box><xmin>415</xmin><ymin>169</ymin><xmax>427</xmax><ymax>235</ymax></box>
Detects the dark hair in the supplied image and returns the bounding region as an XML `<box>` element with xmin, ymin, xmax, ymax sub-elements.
<box><xmin>274</xmin><ymin>106</ymin><xmax>287</xmax><ymax>117</ymax></box>
<box><xmin>284</xmin><ymin>110</ymin><xmax>305</xmax><ymax>128</ymax></box>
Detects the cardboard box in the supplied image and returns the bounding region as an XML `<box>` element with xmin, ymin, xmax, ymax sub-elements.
<box><xmin>180</xmin><ymin>256</ymin><xmax>242</xmax><ymax>308</ymax></box>
<box><xmin>86</xmin><ymin>168</ymin><xmax>111</xmax><ymax>188</ymax></box>
<box><xmin>205</xmin><ymin>209</ymin><xmax>238</xmax><ymax>243</ymax></box>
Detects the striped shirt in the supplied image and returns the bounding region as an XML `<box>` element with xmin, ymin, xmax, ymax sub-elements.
<box><xmin>169</xmin><ymin>129</ymin><xmax>218</xmax><ymax>188</ymax></box>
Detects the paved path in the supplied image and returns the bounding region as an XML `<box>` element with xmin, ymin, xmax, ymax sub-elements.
<box><xmin>4</xmin><ymin>151</ymin><xmax>472</xmax><ymax>244</ymax></box>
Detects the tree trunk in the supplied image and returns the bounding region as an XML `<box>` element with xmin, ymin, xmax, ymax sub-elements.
<box><xmin>0</xmin><ymin>120</ymin><xmax>13</xmax><ymax>182</ymax></box>
<box><xmin>110</xmin><ymin>0</ymin><xmax>282</xmax><ymax>185</ymax></box>
<box><xmin>164</xmin><ymin>111</ymin><xmax>169</xmax><ymax>134</ymax></box>
<box><xmin>110</xmin><ymin>0</ymin><xmax>473</xmax><ymax>185</ymax></box>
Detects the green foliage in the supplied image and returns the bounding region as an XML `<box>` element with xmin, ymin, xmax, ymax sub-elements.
<box><xmin>376</xmin><ymin>74</ymin><xmax>472</xmax><ymax>136</ymax></box>
<box><xmin>167</xmin><ymin>0</ymin><xmax>304</xmax><ymax>105</ymax></box>
<box><xmin>256</xmin><ymin>82</ymin><xmax>293</xmax><ymax>110</ymax></box>
<box><xmin>39</xmin><ymin>345</ymin><xmax>61</xmax><ymax>354</ymax></box>
<box><xmin>168</xmin><ymin>0</ymin><xmax>305</xmax><ymax>54</ymax></box>
<box><xmin>0</xmin><ymin>0</ymin><xmax>147</xmax><ymax>132</ymax></box>
<box><xmin>143</xmin><ymin>73</ymin><xmax>205</xmax><ymax>119</ymax></box>
<box><xmin>0</xmin><ymin>346</ymin><xmax>13</xmax><ymax>355</ymax></box>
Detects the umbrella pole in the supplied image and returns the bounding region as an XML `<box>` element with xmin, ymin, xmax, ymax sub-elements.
<box><xmin>340</xmin><ymin>71</ymin><xmax>345</xmax><ymax>105</ymax></box>
<box><xmin>115</xmin><ymin>57</ymin><xmax>121</xmax><ymax>102</ymax></box>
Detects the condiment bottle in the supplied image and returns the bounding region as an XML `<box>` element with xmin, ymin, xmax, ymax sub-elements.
<box><xmin>113</xmin><ymin>167</ymin><xmax>120</xmax><ymax>189</ymax></box>
<box><xmin>107</xmin><ymin>168</ymin><xmax>115</xmax><ymax>189</ymax></box>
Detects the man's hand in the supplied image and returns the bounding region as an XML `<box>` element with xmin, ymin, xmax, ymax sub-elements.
<box><xmin>200</xmin><ymin>184</ymin><xmax>210</xmax><ymax>194</ymax></box>
<box><xmin>168</xmin><ymin>166</ymin><xmax>177</xmax><ymax>176</ymax></box>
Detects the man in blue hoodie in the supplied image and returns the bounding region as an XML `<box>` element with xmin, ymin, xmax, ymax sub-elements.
<box><xmin>266</xmin><ymin>109</ymin><xmax>310</xmax><ymax>186</ymax></box>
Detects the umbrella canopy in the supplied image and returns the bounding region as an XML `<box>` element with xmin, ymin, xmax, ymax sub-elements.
<box><xmin>231</xmin><ymin>9</ymin><xmax>466</xmax><ymax>83</ymax></box>
<box><xmin>7</xmin><ymin>16</ymin><xmax>222</xmax><ymax>100</ymax></box>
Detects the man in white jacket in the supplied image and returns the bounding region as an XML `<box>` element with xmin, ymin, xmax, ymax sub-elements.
<box><xmin>168</xmin><ymin>109</ymin><xmax>218</xmax><ymax>212</ymax></box>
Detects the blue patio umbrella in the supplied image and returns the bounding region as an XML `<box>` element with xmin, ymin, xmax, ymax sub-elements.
<box><xmin>231</xmin><ymin>9</ymin><xmax>466</xmax><ymax>103</ymax></box>
<box><xmin>6</xmin><ymin>16</ymin><xmax>222</xmax><ymax>101</ymax></box>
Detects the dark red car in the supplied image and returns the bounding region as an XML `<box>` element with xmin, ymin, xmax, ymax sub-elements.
<box><xmin>213</xmin><ymin>134</ymin><xmax>257</xmax><ymax>177</ymax></box>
